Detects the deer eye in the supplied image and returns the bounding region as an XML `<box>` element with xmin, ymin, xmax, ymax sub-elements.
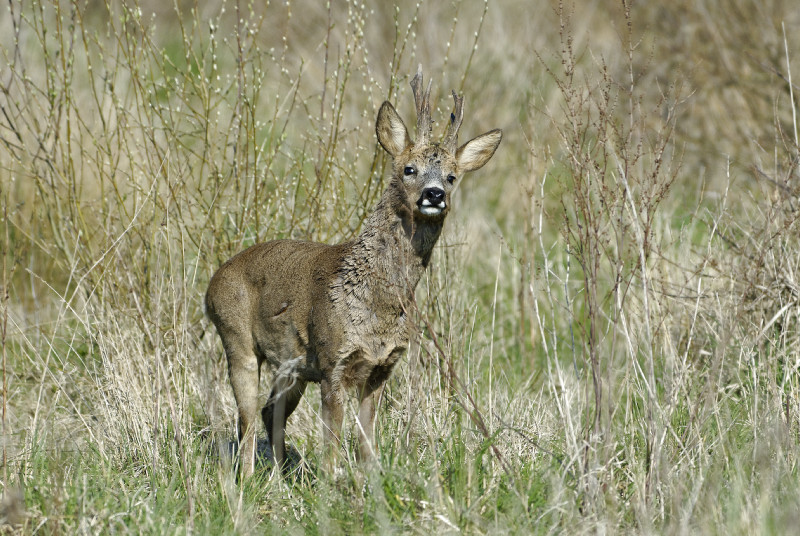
<box><xmin>447</xmin><ymin>175</ymin><xmax>456</xmax><ymax>184</ymax></box>
<box><xmin>404</xmin><ymin>166</ymin><xmax>416</xmax><ymax>176</ymax></box>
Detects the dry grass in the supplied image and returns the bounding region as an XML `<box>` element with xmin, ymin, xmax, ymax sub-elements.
<box><xmin>2</xmin><ymin>0</ymin><xmax>800</xmax><ymax>533</ymax></box>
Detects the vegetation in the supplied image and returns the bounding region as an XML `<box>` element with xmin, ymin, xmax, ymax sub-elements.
<box><xmin>2</xmin><ymin>0</ymin><xmax>799</xmax><ymax>532</ymax></box>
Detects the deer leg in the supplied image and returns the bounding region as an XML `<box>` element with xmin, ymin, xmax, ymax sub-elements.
<box><xmin>357</xmin><ymin>365</ymin><xmax>393</xmax><ymax>462</ymax></box>
<box><xmin>356</xmin><ymin>383</ymin><xmax>384</xmax><ymax>462</ymax></box>
<box><xmin>226</xmin><ymin>349</ymin><xmax>261</xmax><ymax>478</ymax></box>
<box><xmin>320</xmin><ymin>379</ymin><xmax>344</xmax><ymax>462</ymax></box>
<box><xmin>262</xmin><ymin>375</ymin><xmax>307</xmax><ymax>471</ymax></box>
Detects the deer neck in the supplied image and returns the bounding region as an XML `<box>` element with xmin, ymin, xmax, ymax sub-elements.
<box><xmin>351</xmin><ymin>188</ymin><xmax>443</xmax><ymax>296</ymax></box>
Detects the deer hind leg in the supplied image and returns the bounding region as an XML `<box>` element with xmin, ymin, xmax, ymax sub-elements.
<box><xmin>262</xmin><ymin>370</ymin><xmax>307</xmax><ymax>471</ymax></box>
<box><xmin>225</xmin><ymin>345</ymin><xmax>261</xmax><ymax>478</ymax></box>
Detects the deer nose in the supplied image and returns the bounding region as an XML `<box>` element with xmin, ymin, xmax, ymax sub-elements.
<box><xmin>422</xmin><ymin>187</ymin><xmax>445</xmax><ymax>206</ymax></box>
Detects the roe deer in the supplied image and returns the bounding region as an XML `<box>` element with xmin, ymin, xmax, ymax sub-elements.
<box><xmin>206</xmin><ymin>67</ymin><xmax>502</xmax><ymax>476</ymax></box>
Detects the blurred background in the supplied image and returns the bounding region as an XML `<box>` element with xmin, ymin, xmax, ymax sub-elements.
<box><xmin>2</xmin><ymin>0</ymin><xmax>800</xmax><ymax>532</ymax></box>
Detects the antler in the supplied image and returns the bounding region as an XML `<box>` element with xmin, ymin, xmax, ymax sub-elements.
<box><xmin>410</xmin><ymin>64</ymin><xmax>432</xmax><ymax>145</ymax></box>
<box><xmin>442</xmin><ymin>90</ymin><xmax>464</xmax><ymax>153</ymax></box>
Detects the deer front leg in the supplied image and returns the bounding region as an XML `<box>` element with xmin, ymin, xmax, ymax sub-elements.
<box><xmin>357</xmin><ymin>383</ymin><xmax>384</xmax><ymax>462</ymax></box>
<box><xmin>357</xmin><ymin>363</ymin><xmax>395</xmax><ymax>462</ymax></box>
<box><xmin>262</xmin><ymin>374</ymin><xmax>307</xmax><ymax>472</ymax></box>
<box><xmin>320</xmin><ymin>379</ymin><xmax>344</xmax><ymax>464</ymax></box>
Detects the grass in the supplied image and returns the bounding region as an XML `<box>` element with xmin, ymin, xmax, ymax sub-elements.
<box><xmin>2</xmin><ymin>0</ymin><xmax>800</xmax><ymax>533</ymax></box>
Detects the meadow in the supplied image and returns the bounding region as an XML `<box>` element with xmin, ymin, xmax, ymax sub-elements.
<box><xmin>2</xmin><ymin>0</ymin><xmax>800</xmax><ymax>533</ymax></box>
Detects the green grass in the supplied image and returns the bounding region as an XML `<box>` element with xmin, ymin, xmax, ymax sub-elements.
<box><xmin>3</xmin><ymin>0</ymin><xmax>800</xmax><ymax>533</ymax></box>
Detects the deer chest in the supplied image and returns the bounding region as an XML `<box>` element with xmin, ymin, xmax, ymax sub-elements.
<box><xmin>329</xmin><ymin>303</ymin><xmax>410</xmax><ymax>390</ymax></box>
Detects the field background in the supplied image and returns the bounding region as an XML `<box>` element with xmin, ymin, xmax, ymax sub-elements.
<box><xmin>2</xmin><ymin>0</ymin><xmax>800</xmax><ymax>533</ymax></box>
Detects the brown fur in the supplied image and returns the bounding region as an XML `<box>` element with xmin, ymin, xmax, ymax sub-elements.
<box><xmin>206</xmin><ymin>68</ymin><xmax>502</xmax><ymax>476</ymax></box>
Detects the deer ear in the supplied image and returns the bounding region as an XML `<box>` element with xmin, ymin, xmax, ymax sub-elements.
<box><xmin>456</xmin><ymin>129</ymin><xmax>502</xmax><ymax>172</ymax></box>
<box><xmin>376</xmin><ymin>101</ymin><xmax>411</xmax><ymax>157</ymax></box>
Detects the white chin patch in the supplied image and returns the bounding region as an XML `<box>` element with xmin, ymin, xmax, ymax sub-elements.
<box><xmin>419</xmin><ymin>198</ymin><xmax>446</xmax><ymax>215</ymax></box>
<box><xmin>420</xmin><ymin>205</ymin><xmax>443</xmax><ymax>216</ymax></box>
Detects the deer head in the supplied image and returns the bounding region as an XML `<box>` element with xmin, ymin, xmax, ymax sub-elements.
<box><xmin>375</xmin><ymin>66</ymin><xmax>502</xmax><ymax>223</ymax></box>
